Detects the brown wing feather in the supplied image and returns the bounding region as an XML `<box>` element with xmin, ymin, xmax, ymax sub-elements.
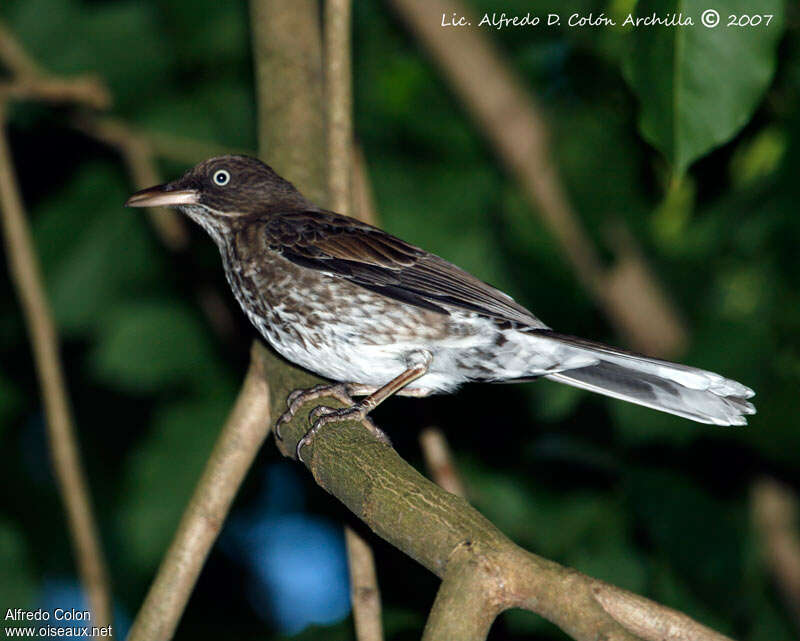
<box><xmin>263</xmin><ymin>210</ymin><xmax>545</xmax><ymax>327</ymax></box>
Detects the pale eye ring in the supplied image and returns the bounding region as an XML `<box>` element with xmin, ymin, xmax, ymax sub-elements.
<box><xmin>213</xmin><ymin>169</ymin><xmax>231</xmax><ymax>186</ymax></box>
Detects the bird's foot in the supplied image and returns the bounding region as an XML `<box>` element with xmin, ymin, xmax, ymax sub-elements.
<box><xmin>274</xmin><ymin>383</ymin><xmax>352</xmax><ymax>441</ymax></box>
<box><xmin>296</xmin><ymin>404</ymin><xmax>392</xmax><ymax>463</ymax></box>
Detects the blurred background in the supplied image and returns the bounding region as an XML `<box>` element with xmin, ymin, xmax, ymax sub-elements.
<box><xmin>0</xmin><ymin>0</ymin><xmax>799</xmax><ymax>639</ymax></box>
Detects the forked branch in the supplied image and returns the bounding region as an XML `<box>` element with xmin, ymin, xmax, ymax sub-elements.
<box><xmin>266</xmin><ymin>345</ymin><xmax>734</xmax><ymax>641</ymax></box>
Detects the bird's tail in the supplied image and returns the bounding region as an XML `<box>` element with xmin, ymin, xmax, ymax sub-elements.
<box><xmin>535</xmin><ymin>332</ymin><xmax>755</xmax><ymax>426</ymax></box>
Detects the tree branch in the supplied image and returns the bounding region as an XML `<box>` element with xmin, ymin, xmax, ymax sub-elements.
<box><xmin>251</xmin><ymin>0</ymin><xmax>328</xmax><ymax>206</ymax></box>
<box><xmin>325</xmin><ymin>0</ymin><xmax>353</xmax><ymax>216</ymax></box>
<box><xmin>752</xmin><ymin>478</ymin><xmax>800</xmax><ymax>631</ymax></box>
<box><xmin>0</xmin><ymin>102</ymin><xmax>113</xmax><ymax>634</ymax></box>
<box><xmin>73</xmin><ymin>115</ymin><xmax>251</xmax><ymax>167</ymax></box>
<box><xmin>0</xmin><ymin>22</ymin><xmax>43</xmax><ymax>76</ymax></box>
<box><xmin>419</xmin><ymin>427</ymin><xmax>467</xmax><ymax>498</ymax></box>
<box><xmin>421</xmin><ymin>544</ymin><xmax>499</xmax><ymax>641</ymax></box>
<box><xmin>0</xmin><ymin>77</ymin><xmax>111</xmax><ymax>110</ymax></box>
<box><xmin>126</xmin><ymin>346</ymin><xmax>272</xmax><ymax>641</ymax></box>
<box><xmin>266</xmin><ymin>345</ymin><xmax>735</xmax><ymax>641</ymax></box>
<box><xmin>345</xmin><ymin>526</ymin><xmax>385</xmax><ymax>641</ymax></box>
<box><xmin>590</xmin><ymin>584</ymin><xmax>733</xmax><ymax>641</ymax></box>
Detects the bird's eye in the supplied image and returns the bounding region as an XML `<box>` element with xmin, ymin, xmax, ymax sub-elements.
<box><xmin>213</xmin><ymin>169</ymin><xmax>231</xmax><ymax>186</ymax></box>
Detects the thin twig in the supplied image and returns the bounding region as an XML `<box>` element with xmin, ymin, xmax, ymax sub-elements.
<box><xmin>345</xmin><ymin>526</ymin><xmax>385</xmax><ymax>641</ymax></box>
<box><xmin>752</xmin><ymin>478</ymin><xmax>800</xmax><ymax>631</ymax></box>
<box><xmin>0</xmin><ymin>102</ymin><xmax>113</xmax><ymax>635</ymax></box>
<box><xmin>126</xmin><ymin>347</ymin><xmax>272</xmax><ymax>641</ymax></box>
<box><xmin>0</xmin><ymin>77</ymin><xmax>111</xmax><ymax>110</ymax></box>
<box><xmin>73</xmin><ymin>115</ymin><xmax>251</xmax><ymax>166</ymax></box>
<box><xmin>419</xmin><ymin>427</ymin><xmax>466</xmax><ymax>497</ymax></box>
<box><xmin>0</xmin><ymin>22</ymin><xmax>43</xmax><ymax>76</ymax></box>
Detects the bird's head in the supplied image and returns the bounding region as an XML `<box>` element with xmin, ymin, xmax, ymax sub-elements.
<box><xmin>125</xmin><ymin>155</ymin><xmax>311</xmax><ymax>238</ymax></box>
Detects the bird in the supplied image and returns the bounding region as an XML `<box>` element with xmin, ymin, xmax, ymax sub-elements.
<box><xmin>125</xmin><ymin>155</ymin><xmax>755</xmax><ymax>460</ymax></box>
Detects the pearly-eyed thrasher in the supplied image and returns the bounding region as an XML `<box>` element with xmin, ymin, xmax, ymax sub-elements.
<box><xmin>126</xmin><ymin>155</ymin><xmax>755</xmax><ymax>460</ymax></box>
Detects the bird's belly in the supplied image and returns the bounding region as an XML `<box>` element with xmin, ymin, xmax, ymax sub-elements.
<box><xmin>222</xmin><ymin>251</ymin><xmax>449</xmax><ymax>383</ymax></box>
<box><xmin>244</xmin><ymin>281</ymin><xmax>459</xmax><ymax>389</ymax></box>
<box><xmin>222</xmin><ymin>251</ymin><xmax>572</xmax><ymax>394</ymax></box>
<box><xmin>247</xmin><ymin>299</ymin><xmax>571</xmax><ymax>395</ymax></box>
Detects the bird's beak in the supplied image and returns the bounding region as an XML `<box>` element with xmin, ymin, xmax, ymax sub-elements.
<box><xmin>124</xmin><ymin>184</ymin><xmax>200</xmax><ymax>208</ymax></box>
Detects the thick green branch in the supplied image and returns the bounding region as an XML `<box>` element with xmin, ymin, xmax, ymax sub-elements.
<box><xmin>260</xmin><ymin>345</ymin><xmax>647</xmax><ymax>641</ymax></box>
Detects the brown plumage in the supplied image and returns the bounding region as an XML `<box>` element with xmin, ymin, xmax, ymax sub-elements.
<box><xmin>126</xmin><ymin>155</ymin><xmax>755</xmax><ymax>460</ymax></box>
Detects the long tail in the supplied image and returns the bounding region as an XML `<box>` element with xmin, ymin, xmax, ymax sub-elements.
<box><xmin>535</xmin><ymin>332</ymin><xmax>755</xmax><ymax>426</ymax></box>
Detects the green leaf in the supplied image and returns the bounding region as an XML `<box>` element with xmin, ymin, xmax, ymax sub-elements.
<box><xmin>625</xmin><ymin>0</ymin><xmax>784</xmax><ymax>174</ymax></box>
<box><xmin>90</xmin><ymin>301</ymin><xmax>220</xmax><ymax>393</ymax></box>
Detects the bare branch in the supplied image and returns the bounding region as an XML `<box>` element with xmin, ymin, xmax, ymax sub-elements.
<box><xmin>0</xmin><ymin>22</ymin><xmax>44</xmax><ymax>77</ymax></box>
<box><xmin>73</xmin><ymin>115</ymin><xmax>251</xmax><ymax>166</ymax></box>
<box><xmin>0</xmin><ymin>102</ymin><xmax>113</xmax><ymax>634</ymax></box>
<box><xmin>126</xmin><ymin>346</ymin><xmax>272</xmax><ymax>641</ymax></box>
<box><xmin>0</xmin><ymin>77</ymin><xmax>111</xmax><ymax>110</ymax></box>
<box><xmin>419</xmin><ymin>427</ymin><xmax>466</xmax><ymax>498</ymax></box>
<box><xmin>325</xmin><ymin>0</ymin><xmax>354</xmax><ymax>215</ymax></box>
<box><xmin>267</xmin><ymin>346</ymin><xmax>740</xmax><ymax>641</ymax></box>
<box><xmin>345</xmin><ymin>526</ymin><xmax>385</xmax><ymax>641</ymax></box>
<box><xmin>0</xmin><ymin>26</ymin><xmax>110</xmax><ymax>110</ymax></box>
<box><xmin>421</xmin><ymin>544</ymin><xmax>499</xmax><ymax>641</ymax></box>
<box><xmin>251</xmin><ymin>0</ymin><xmax>328</xmax><ymax>205</ymax></box>
<box><xmin>591</xmin><ymin>584</ymin><xmax>734</xmax><ymax>641</ymax></box>
<box><xmin>388</xmin><ymin>0</ymin><xmax>687</xmax><ymax>357</ymax></box>
<box><xmin>752</xmin><ymin>478</ymin><xmax>800</xmax><ymax>630</ymax></box>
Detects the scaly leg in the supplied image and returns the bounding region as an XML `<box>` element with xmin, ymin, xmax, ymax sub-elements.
<box><xmin>296</xmin><ymin>351</ymin><xmax>432</xmax><ymax>462</ymax></box>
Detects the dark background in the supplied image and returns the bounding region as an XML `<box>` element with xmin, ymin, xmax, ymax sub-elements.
<box><xmin>0</xmin><ymin>0</ymin><xmax>798</xmax><ymax>639</ymax></box>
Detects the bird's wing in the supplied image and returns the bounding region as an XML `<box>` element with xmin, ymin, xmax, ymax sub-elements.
<box><xmin>262</xmin><ymin>210</ymin><xmax>545</xmax><ymax>327</ymax></box>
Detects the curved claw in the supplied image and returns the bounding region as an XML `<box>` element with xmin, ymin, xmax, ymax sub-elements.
<box><xmin>296</xmin><ymin>432</ymin><xmax>314</xmax><ymax>463</ymax></box>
